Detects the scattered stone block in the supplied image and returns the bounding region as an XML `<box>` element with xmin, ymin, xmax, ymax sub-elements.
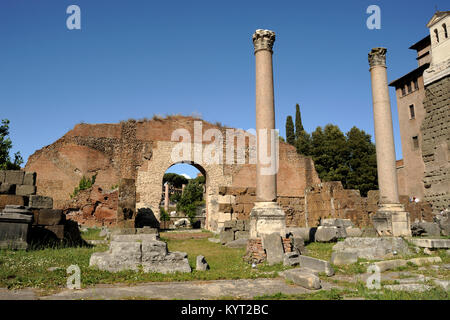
<box><xmin>0</xmin><ymin>183</ymin><xmax>15</xmax><ymax>195</ymax></box>
<box><xmin>411</xmin><ymin>221</ymin><xmax>441</xmax><ymax>237</ymax></box>
<box><xmin>408</xmin><ymin>238</ymin><xmax>450</xmax><ymax>249</ymax></box>
<box><xmin>29</xmin><ymin>195</ymin><xmax>53</xmax><ymax>209</ymax></box>
<box><xmin>208</xmin><ymin>237</ymin><xmax>220</xmax><ymax>243</ymax></box>
<box><xmin>0</xmin><ymin>206</ymin><xmax>33</xmax><ymax>249</ymax></box>
<box><xmin>299</xmin><ymin>255</ymin><xmax>335</xmax><ymax>276</ymax></box>
<box><xmin>320</xmin><ymin>218</ymin><xmax>351</xmax><ymax>238</ymax></box>
<box><xmin>283</xmin><ymin>268</ymin><xmax>321</xmax><ymax>290</ymax></box>
<box><xmin>0</xmin><ymin>195</ymin><xmax>27</xmax><ymax>209</ymax></box>
<box><xmin>262</xmin><ymin>233</ymin><xmax>284</xmax><ymax>266</ymax></box>
<box><xmin>345</xmin><ymin>227</ymin><xmax>362</xmax><ymax>237</ymax></box>
<box><xmin>112</xmin><ymin>234</ymin><xmax>158</xmax><ymax>242</ymax></box>
<box><xmin>407</xmin><ymin>257</ymin><xmax>442</xmax><ymax>266</ymax></box>
<box><xmin>142</xmin><ymin>252</ymin><xmax>191</xmax><ymax>274</ymax></box>
<box><xmin>433</xmin><ymin>280</ymin><xmax>449</xmax><ymax>291</ymax></box>
<box><xmin>89</xmin><ymin>237</ymin><xmax>179</xmax><ymax>273</ymax></box>
<box><xmin>332</xmin><ymin>237</ymin><xmax>411</xmax><ymax>260</ymax></box>
<box><xmin>315</xmin><ymin>226</ymin><xmax>339</xmax><ymax>242</ymax></box>
<box><xmin>225</xmin><ymin>238</ymin><xmax>248</xmax><ymax>248</ymax></box>
<box><xmin>234</xmin><ymin>230</ymin><xmax>249</xmax><ymax>240</ymax></box>
<box><xmin>290</xmin><ymin>236</ymin><xmax>307</xmax><ymax>255</ymax></box>
<box><xmin>111</xmin><ymin>228</ymin><xmax>136</xmax><ymax>235</ymax></box>
<box><xmin>384</xmin><ymin>284</ymin><xmax>432</xmax><ymax>292</ymax></box>
<box><xmin>22</xmin><ymin>172</ymin><xmax>36</xmax><ymax>186</ymax></box>
<box><xmin>141</xmin><ymin>240</ymin><xmax>168</xmax><ymax>261</ymax></box>
<box><xmin>136</xmin><ymin>227</ymin><xmax>158</xmax><ymax>234</ymax></box>
<box><xmin>283</xmin><ymin>252</ymin><xmax>301</xmax><ymax>266</ymax></box>
<box><xmin>15</xmin><ymin>185</ymin><xmax>36</xmax><ymax>196</ymax></box>
<box><xmin>220</xmin><ymin>229</ymin><xmax>234</xmax><ymax>244</ymax></box>
<box><xmin>196</xmin><ymin>255</ymin><xmax>209</xmax><ymax>271</ymax></box>
<box><xmin>37</xmin><ymin>209</ymin><xmax>63</xmax><ymax>226</ymax></box>
<box><xmin>374</xmin><ymin>259</ymin><xmax>407</xmax><ymax>272</ymax></box>
<box><xmin>331</xmin><ymin>251</ymin><xmax>358</xmax><ymax>265</ymax></box>
<box><xmin>4</xmin><ymin>170</ymin><xmax>24</xmax><ymax>185</ymax></box>
<box><xmin>286</xmin><ymin>227</ymin><xmax>313</xmax><ymax>242</ymax></box>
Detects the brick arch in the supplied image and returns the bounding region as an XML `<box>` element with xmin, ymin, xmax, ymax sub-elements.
<box><xmin>136</xmin><ymin>140</ymin><xmax>233</xmax><ymax>230</ymax></box>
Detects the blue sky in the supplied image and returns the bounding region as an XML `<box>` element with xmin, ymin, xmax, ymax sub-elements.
<box><xmin>0</xmin><ymin>0</ymin><xmax>446</xmax><ymax>179</ymax></box>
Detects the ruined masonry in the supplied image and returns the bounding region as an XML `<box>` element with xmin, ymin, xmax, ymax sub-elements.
<box><xmin>89</xmin><ymin>228</ymin><xmax>191</xmax><ymax>273</ymax></box>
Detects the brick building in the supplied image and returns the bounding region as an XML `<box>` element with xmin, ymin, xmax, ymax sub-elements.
<box><xmin>390</xmin><ymin>11</ymin><xmax>449</xmax><ymax>213</ymax></box>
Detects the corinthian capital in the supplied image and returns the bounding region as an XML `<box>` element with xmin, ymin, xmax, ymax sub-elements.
<box><xmin>368</xmin><ymin>47</ymin><xmax>387</xmax><ymax>68</ymax></box>
<box><xmin>252</xmin><ymin>29</ymin><xmax>276</xmax><ymax>54</ymax></box>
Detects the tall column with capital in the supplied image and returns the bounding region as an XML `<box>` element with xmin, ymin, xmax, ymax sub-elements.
<box><xmin>253</xmin><ymin>29</ymin><xmax>277</xmax><ymax>202</ymax></box>
<box><xmin>249</xmin><ymin>29</ymin><xmax>285</xmax><ymax>238</ymax></box>
<box><xmin>368</xmin><ymin>47</ymin><xmax>411</xmax><ymax>237</ymax></box>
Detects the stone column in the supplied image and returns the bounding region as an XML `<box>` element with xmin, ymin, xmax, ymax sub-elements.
<box><xmin>368</xmin><ymin>48</ymin><xmax>411</xmax><ymax>237</ymax></box>
<box><xmin>249</xmin><ymin>29</ymin><xmax>286</xmax><ymax>238</ymax></box>
<box><xmin>164</xmin><ymin>183</ymin><xmax>169</xmax><ymax>213</ymax></box>
<box><xmin>182</xmin><ymin>184</ymin><xmax>186</xmax><ymax>195</ymax></box>
<box><xmin>254</xmin><ymin>29</ymin><xmax>277</xmax><ymax>203</ymax></box>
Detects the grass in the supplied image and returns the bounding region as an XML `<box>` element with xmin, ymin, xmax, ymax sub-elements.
<box><xmin>0</xmin><ymin>231</ymin><xmax>288</xmax><ymax>291</ymax></box>
<box><xmin>81</xmin><ymin>228</ymin><xmax>104</xmax><ymax>241</ymax></box>
<box><xmin>304</xmin><ymin>242</ymin><xmax>335</xmax><ymax>261</ymax></box>
<box><xmin>0</xmin><ymin>232</ymin><xmax>448</xmax><ymax>300</ymax></box>
<box><xmin>254</xmin><ymin>281</ymin><xmax>449</xmax><ymax>300</ymax></box>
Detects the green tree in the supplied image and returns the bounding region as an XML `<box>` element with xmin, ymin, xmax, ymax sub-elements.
<box><xmin>295</xmin><ymin>104</ymin><xmax>304</xmax><ymax>140</ymax></box>
<box><xmin>163</xmin><ymin>173</ymin><xmax>188</xmax><ymax>188</ymax></box>
<box><xmin>192</xmin><ymin>174</ymin><xmax>205</xmax><ymax>184</ymax></box>
<box><xmin>176</xmin><ymin>179</ymin><xmax>204</xmax><ymax>222</ymax></box>
<box><xmin>296</xmin><ymin>130</ymin><xmax>312</xmax><ymax>156</ymax></box>
<box><xmin>292</xmin><ymin>104</ymin><xmax>312</xmax><ymax>155</ymax></box>
<box><xmin>285</xmin><ymin>115</ymin><xmax>295</xmax><ymax>146</ymax></box>
<box><xmin>310</xmin><ymin>124</ymin><xmax>349</xmax><ymax>183</ymax></box>
<box><xmin>0</xmin><ymin>119</ymin><xmax>23</xmax><ymax>170</ymax></box>
<box><xmin>345</xmin><ymin>127</ymin><xmax>378</xmax><ymax>196</ymax></box>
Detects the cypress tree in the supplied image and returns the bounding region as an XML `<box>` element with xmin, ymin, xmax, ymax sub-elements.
<box><xmin>295</xmin><ymin>104</ymin><xmax>304</xmax><ymax>140</ymax></box>
<box><xmin>285</xmin><ymin>116</ymin><xmax>295</xmax><ymax>146</ymax></box>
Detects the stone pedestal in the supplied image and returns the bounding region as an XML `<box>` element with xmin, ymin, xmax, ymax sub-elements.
<box><xmin>249</xmin><ymin>202</ymin><xmax>286</xmax><ymax>238</ymax></box>
<box><xmin>372</xmin><ymin>204</ymin><xmax>411</xmax><ymax>237</ymax></box>
<box><xmin>0</xmin><ymin>205</ymin><xmax>33</xmax><ymax>249</ymax></box>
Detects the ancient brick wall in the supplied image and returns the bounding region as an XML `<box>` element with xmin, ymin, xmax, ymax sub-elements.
<box><xmin>421</xmin><ymin>75</ymin><xmax>450</xmax><ymax>214</ymax></box>
<box><xmin>304</xmin><ymin>182</ymin><xmax>369</xmax><ymax>227</ymax></box>
<box><xmin>61</xmin><ymin>185</ymin><xmax>119</xmax><ymax>227</ymax></box>
<box><xmin>220</xmin><ymin>182</ymin><xmax>435</xmax><ymax>230</ymax></box>
<box><xmin>25</xmin><ymin>116</ymin><xmax>321</xmax><ymax>232</ymax></box>
<box><xmin>216</xmin><ymin>186</ymin><xmax>306</xmax><ymax>230</ymax></box>
<box><xmin>367</xmin><ymin>190</ymin><xmax>433</xmax><ymax>223</ymax></box>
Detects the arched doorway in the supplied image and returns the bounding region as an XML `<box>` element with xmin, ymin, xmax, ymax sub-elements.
<box><xmin>135</xmin><ymin>140</ymin><xmax>233</xmax><ymax>232</ymax></box>
<box><xmin>160</xmin><ymin>162</ymin><xmax>207</xmax><ymax>229</ymax></box>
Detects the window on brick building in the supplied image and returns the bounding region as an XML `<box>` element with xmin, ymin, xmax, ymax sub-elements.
<box><xmin>434</xmin><ymin>29</ymin><xmax>439</xmax><ymax>43</ymax></box>
<box><xmin>407</xmin><ymin>82</ymin><xmax>412</xmax><ymax>93</ymax></box>
<box><xmin>443</xmin><ymin>24</ymin><xmax>448</xmax><ymax>39</ymax></box>
<box><xmin>401</xmin><ymin>86</ymin><xmax>406</xmax><ymax>96</ymax></box>
<box><xmin>409</xmin><ymin>105</ymin><xmax>415</xmax><ymax>119</ymax></box>
<box><xmin>414</xmin><ymin>79</ymin><xmax>419</xmax><ymax>90</ymax></box>
<box><xmin>412</xmin><ymin>136</ymin><xmax>419</xmax><ymax>149</ymax></box>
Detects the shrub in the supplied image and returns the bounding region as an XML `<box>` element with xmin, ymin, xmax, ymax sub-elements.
<box><xmin>70</xmin><ymin>174</ymin><xmax>97</xmax><ymax>198</ymax></box>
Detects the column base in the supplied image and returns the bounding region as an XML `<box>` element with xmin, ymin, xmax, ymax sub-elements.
<box><xmin>372</xmin><ymin>203</ymin><xmax>411</xmax><ymax>237</ymax></box>
<box><xmin>249</xmin><ymin>201</ymin><xmax>286</xmax><ymax>238</ymax></box>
